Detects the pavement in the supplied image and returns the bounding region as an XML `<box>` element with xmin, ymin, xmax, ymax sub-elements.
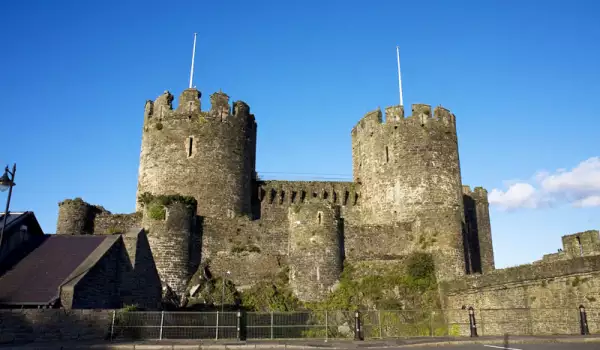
<box><xmin>2</xmin><ymin>335</ymin><xmax>600</xmax><ymax>350</ymax></box>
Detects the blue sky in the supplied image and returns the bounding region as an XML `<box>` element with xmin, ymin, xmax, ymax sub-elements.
<box><xmin>1</xmin><ymin>0</ymin><xmax>598</xmax><ymax>268</ymax></box>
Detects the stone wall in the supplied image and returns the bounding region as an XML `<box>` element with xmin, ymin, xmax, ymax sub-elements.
<box><xmin>443</xmin><ymin>255</ymin><xmax>600</xmax><ymax>335</ymax></box>
<box><xmin>65</xmin><ymin>236</ymin><xmax>123</xmax><ymax>309</ymax></box>
<box><xmin>136</xmin><ymin>89</ymin><xmax>257</xmax><ymax>219</ymax></box>
<box><xmin>94</xmin><ymin>212</ymin><xmax>142</xmax><ymax>235</ymax></box>
<box><xmin>200</xmin><ymin>213</ymin><xmax>289</xmax><ymax>289</ymax></box>
<box><xmin>0</xmin><ymin>309</ymin><xmax>112</xmax><ymax>344</ymax></box>
<box><xmin>257</xmin><ymin>180</ymin><xmax>360</xmax><ymax>220</ymax></box>
<box><xmin>56</xmin><ymin>197</ymin><xmax>141</xmax><ymax>235</ymax></box>
<box><xmin>540</xmin><ymin>230</ymin><xmax>600</xmax><ymax>263</ymax></box>
<box><xmin>344</xmin><ymin>222</ymin><xmax>415</xmax><ymax>262</ymax></box>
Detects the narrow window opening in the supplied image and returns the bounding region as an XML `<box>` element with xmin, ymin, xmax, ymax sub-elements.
<box><xmin>317</xmin><ymin>212</ymin><xmax>322</xmax><ymax>225</ymax></box>
<box><xmin>300</xmin><ymin>190</ymin><xmax>306</xmax><ymax>203</ymax></box>
<box><xmin>333</xmin><ymin>192</ymin><xmax>338</xmax><ymax>203</ymax></box>
<box><xmin>343</xmin><ymin>191</ymin><xmax>349</xmax><ymax>206</ymax></box>
<box><xmin>312</xmin><ymin>192</ymin><xmax>318</xmax><ymax>198</ymax></box>
<box><xmin>323</xmin><ymin>191</ymin><xmax>329</xmax><ymax>200</ymax></box>
<box><xmin>189</xmin><ymin>101</ymin><xmax>194</xmax><ymax>113</ymax></box>
<box><xmin>576</xmin><ymin>236</ymin><xmax>584</xmax><ymax>257</ymax></box>
<box><xmin>291</xmin><ymin>191</ymin><xmax>297</xmax><ymax>203</ymax></box>
<box><xmin>269</xmin><ymin>189</ymin><xmax>276</xmax><ymax>204</ymax></box>
<box><xmin>385</xmin><ymin>146</ymin><xmax>389</xmax><ymax>163</ymax></box>
<box><xmin>187</xmin><ymin>137</ymin><xmax>194</xmax><ymax>157</ymax></box>
<box><xmin>280</xmin><ymin>190</ymin><xmax>285</xmax><ymax>204</ymax></box>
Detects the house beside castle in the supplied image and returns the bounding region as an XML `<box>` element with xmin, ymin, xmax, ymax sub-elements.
<box><xmin>0</xmin><ymin>211</ymin><xmax>161</xmax><ymax>309</ymax></box>
<box><xmin>1</xmin><ymin>87</ymin><xmax>599</xmax><ymax>318</ymax></box>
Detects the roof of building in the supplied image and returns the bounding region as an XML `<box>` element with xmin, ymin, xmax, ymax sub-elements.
<box><xmin>0</xmin><ymin>234</ymin><xmax>110</xmax><ymax>306</ymax></box>
<box><xmin>0</xmin><ymin>212</ymin><xmax>37</xmax><ymax>233</ymax></box>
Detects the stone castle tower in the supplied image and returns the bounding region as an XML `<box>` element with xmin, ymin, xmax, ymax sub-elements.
<box><xmin>351</xmin><ymin>105</ymin><xmax>466</xmax><ymax>281</ymax></box>
<box><xmin>136</xmin><ymin>89</ymin><xmax>257</xmax><ymax>219</ymax></box>
<box><xmin>56</xmin><ymin>87</ymin><xmax>495</xmax><ymax>305</ymax></box>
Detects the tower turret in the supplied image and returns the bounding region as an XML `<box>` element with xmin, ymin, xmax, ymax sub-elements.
<box><xmin>141</xmin><ymin>195</ymin><xmax>197</xmax><ymax>302</ymax></box>
<box><xmin>351</xmin><ymin>104</ymin><xmax>466</xmax><ymax>281</ymax></box>
<box><xmin>288</xmin><ymin>201</ymin><xmax>343</xmax><ymax>302</ymax></box>
<box><xmin>136</xmin><ymin>89</ymin><xmax>257</xmax><ymax>218</ymax></box>
<box><xmin>56</xmin><ymin>198</ymin><xmax>99</xmax><ymax>235</ymax></box>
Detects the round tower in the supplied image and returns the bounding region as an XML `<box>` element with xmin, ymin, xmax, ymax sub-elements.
<box><xmin>136</xmin><ymin>89</ymin><xmax>257</xmax><ymax>218</ymax></box>
<box><xmin>56</xmin><ymin>198</ymin><xmax>98</xmax><ymax>235</ymax></box>
<box><xmin>288</xmin><ymin>201</ymin><xmax>343</xmax><ymax>302</ymax></box>
<box><xmin>142</xmin><ymin>196</ymin><xmax>197</xmax><ymax>300</ymax></box>
<box><xmin>351</xmin><ymin>104</ymin><xmax>466</xmax><ymax>281</ymax></box>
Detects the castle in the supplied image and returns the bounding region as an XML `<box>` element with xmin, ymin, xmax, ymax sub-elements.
<box><xmin>46</xmin><ymin>87</ymin><xmax>600</xmax><ymax>316</ymax></box>
<box><xmin>51</xmin><ymin>87</ymin><xmax>494</xmax><ymax>305</ymax></box>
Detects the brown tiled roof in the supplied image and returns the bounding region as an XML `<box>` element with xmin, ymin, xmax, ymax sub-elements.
<box><xmin>0</xmin><ymin>234</ymin><xmax>108</xmax><ymax>305</ymax></box>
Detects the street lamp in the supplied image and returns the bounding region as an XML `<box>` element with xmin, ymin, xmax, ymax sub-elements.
<box><xmin>221</xmin><ymin>270</ymin><xmax>231</xmax><ymax>313</ymax></box>
<box><xmin>0</xmin><ymin>163</ymin><xmax>16</xmax><ymax>250</ymax></box>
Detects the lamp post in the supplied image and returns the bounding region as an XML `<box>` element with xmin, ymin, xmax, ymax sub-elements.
<box><xmin>0</xmin><ymin>163</ymin><xmax>16</xmax><ymax>251</ymax></box>
<box><xmin>221</xmin><ymin>270</ymin><xmax>231</xmax><ymax>313</ymax></box>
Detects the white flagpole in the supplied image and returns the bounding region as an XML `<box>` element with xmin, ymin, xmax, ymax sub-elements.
<box><xmin>396</xmin><ymin>46</ymin><xmax>404</xmax><ymax>106</ymax></box>
<box><xmin>189</xmin><ymin>33</ymin><xmax>197</xmax><ymax>89</ymax></box>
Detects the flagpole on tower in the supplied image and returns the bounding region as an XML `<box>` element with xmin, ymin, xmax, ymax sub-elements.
<box><xmin>189</xmin><ymin>33</ymin><xmax>197</xmax><ymax>89</ymax></box>
<box><xmin>396</xmin><ymin>46</ymin><xmax>404</xmax><ymax>106</ymax></box>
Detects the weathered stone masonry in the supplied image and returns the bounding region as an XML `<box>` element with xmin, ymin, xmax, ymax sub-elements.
<box><xmin>54</xmin><ymin>86</ymin><xmax>599</xmax><ymax>312</ymax></box>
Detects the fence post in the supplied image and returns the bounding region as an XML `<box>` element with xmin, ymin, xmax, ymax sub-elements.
<box><xmin>270</xmin><ymin>311</ymin><xmax>274</xmax><ymax>339</ymax></box>
<box><xmin>354</xmin><ymin>310</ymin><xmax>363</xmax><ymax>341</ymax></box>
<box><xmin>378</xmin><ymin>311</ymin><xmax>382</xmax><ymax>339</ymax></box>
<box><xmin>430</xmin><ymin>311</ymin><xmax>434</xmax><ymax>337</ymax></box>
<box><xmin>215</xmin><ymin>311</ymin><xmax>220</xmax><ymax>340</ymax></box>
<box><xmin>237</xmin><ymin>311</ymin><xmax>241</xmax><ymax>341</ymax></box>
<box><xmin>579</xmin><ymin>305</ymin><xmax>590</xmax><ymax>335</ymax></box>
<box><xmin>159</xmin><ymin>310</ymin><xmax>165</xmax><ymax>340</ymax></box>
<box><xmin>468</xmin><ymin>307</ymin><xmax>478</xmax><ymax>337</ymax></box>
<box><xmin>110</xmin><ymin>310</ymin><xmax>116</xmax><ymax>341</ymax></box>
<box><xmin>325</xmin><ymin>310</ymin><xmax>328</xmax><ymax>342</ymax></box>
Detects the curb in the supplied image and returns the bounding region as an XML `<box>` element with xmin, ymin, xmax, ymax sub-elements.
<box><xmin>394</xmin><ymin>337</ymin><xmax>600</xmax><ymax>348</ymax></box>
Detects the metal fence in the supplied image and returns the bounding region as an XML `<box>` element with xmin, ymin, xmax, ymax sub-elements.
<box><xmin>109</xmin><ymin>307</ymin><xmax>597</xmax><ymax>341</ymax></box>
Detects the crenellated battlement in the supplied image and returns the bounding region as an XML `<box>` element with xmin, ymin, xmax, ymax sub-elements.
<box><xmin>462</xmin><ymin>186</ymin><xmax>489</xmax><ymax>200</ymax></box>
<box><xmin>143</xmin><ymin>89</ymin><xmax>255</xmax><ymax>128</ymax></box>
<box><xmin>351</xmin><ymin>103</ymin><xmax>456</xmax><ymax>137</ymax></box>
<box><xmin>258</xmin><ymin>181</ymin><xmax>360</xmax><ymax>207</ymax></box>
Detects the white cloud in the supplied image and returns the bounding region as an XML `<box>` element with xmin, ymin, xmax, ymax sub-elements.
<box><xmin>489</xmin><ymin>157</ymin><xmax>600</xmax><ymax>210</ymax></box>
<box><xmin>573</xmin><ymin>195</ymin><xmax>600</xmax><ymax>208</ymax></box>
<box><xmin>488</xmin><ymin>183</ymin><xmax>539</xmax><ymax>210</ymax></box>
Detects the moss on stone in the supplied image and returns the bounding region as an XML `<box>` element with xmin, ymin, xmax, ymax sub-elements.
<box><xmin>138</xmin><ymin>192</ymin><xmax>197</xmax><ymax>208</ymax></box>
<box><xmin>106</xmin><ymin>226</ymin><xmax>122</xmax><ymax>235</ymax></box>
<box><xmin>58</xmin><ymin>197</ymin><xmax>86</xmax><ymax>206</ymax></box>
<box><xmin>240</xmin><ymin>266</ymin><xmax>299</xmax><ymax>312</ymax></box>
<box><xmin>230</xmin><ymin>244</ymin><xmax>261</xmax><ymax>254</ymax></box>
<box><xmin>306</xmin><ymin>253</ymin><xmax>439</xmax><ymax>312</ymax></box>
<box><xmin>146</xmin><ymin>202</ymin><xmax>166</xmax><ymax>220</ymax></box>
